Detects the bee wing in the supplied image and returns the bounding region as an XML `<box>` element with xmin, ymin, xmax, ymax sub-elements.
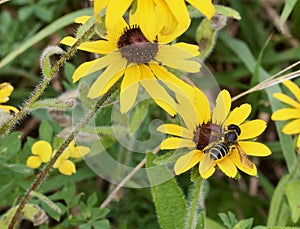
<box><xmin>199</xmin><ymin>153</ymin><xmax>215</xmax><ymax>174</ymax></box>
<box><xmin>235</xmin><ymin>144</ymin><xmax>254</xmax><ymax>169</ymax></box>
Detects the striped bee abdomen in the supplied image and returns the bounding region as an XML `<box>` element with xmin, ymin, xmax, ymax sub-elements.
<box><xmin>207</xmin><ymin>142</ymin><xmax>229</xmax><ymax>160</ymax></box>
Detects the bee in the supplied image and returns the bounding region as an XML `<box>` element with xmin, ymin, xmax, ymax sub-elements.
<box><xmin>200</xmin><ymin>124</ymin><xmax>254</xmax><ymax>174</ymax></box>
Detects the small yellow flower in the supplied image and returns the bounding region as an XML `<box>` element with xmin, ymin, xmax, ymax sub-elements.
<box><xmin>0</xmin><ymin>82</ymin><xmax>19</xmax><ymax>113</ymax></box>
<box><xmin>94</xmin><ymin>0</ymin><xmax>216</xmax><ymax>43</ymax></box>
<box><xmin>26</xmin><ymin>141</ymin><xmax>52</xmax><ymax>169</ymax></box>
<box><xmin>53</xmin><ymin>140</ymin><xmax>90</xmax><ymax>176</ymax></box>
<box><xmin>26</xmin><ymin>140</ymin><xmax>90</xmax><ymax>176</ymax></box>
<box><xmin>61</xmin><ymin>16</ymin><xmax>200</xmax><ymax>115</ymax></box>
<box><xmin>158</xmin><ymin>87</ymin><xmax>271</xmax><ymax>179</ymax></box>
<box><xmin>271</xmin><ymin>80</ymin><xmax>300</xmax><ymax>150</ymax></box>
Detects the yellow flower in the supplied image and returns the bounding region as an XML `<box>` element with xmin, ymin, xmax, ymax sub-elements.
<box><xmin>61</xmin><ymin>16</ymin><xmax>200</xmax><ymax>115</ymax></box>
<box><xmin>26</xmin><ymin>141</ymin><xmax>52</xmax><ymax>169</ymax></box>
<box><xmin>94</xmin><ymin>0</ymin><xmax>215</xmax><ymax>43</ymax></box>
<box><xmin>271</xmin><ymin>80</ymin><xmax>300</xmax><ymax>150</ymax></box>
<box><xmin>157</xmin><ymin>87</ymin><xmax>271</xmax><ymax>179</ymax></box>
<box><xmin>26</xmin><ymin>140</ymin><xmax>90</xmax><ymax>176</ymax></box>
<box><xmin>53</xmin><ymin>140</ymin><xmax>90</xmax><ymax>176</ymax></box>
<box><xmin>0</xmin><ymin>82</ymin><xmax>19</xmax><ymax>113</ymax></box>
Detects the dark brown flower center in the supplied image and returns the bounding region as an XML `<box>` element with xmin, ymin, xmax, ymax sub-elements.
<box><xmin>193</xmin><ymin>122</ymin><xmax>223</xmax><ymax>150</ymax></box>
<box><xmin>117</xmin><ymin>25</ymin><xmax>159</xmax><ymax>64</ymax></box>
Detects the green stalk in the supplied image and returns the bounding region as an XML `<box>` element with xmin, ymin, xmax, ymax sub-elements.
<box><xmin>8</xmin><ymin>79</ymin><xmax>121</xmax><ymax>229</ymax></box>
<box><xmin>185</xmin><ymin>178</ymin><xmax>206</xmax><ymax>229</ymax></box>
<box><xmin>0</xmin><ymin>24</ymin><xmax>96</xmax><ymax>136</ymax></box>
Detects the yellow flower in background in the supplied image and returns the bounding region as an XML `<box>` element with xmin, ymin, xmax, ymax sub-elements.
<box><xmin>0</xmin><ymin>82</ymin><xmax>19</xmax><ymax>113</ymax></box>
<box><xmin>26</xmin><ymin>140</ymin><xmax>90</xmax><ymax>176</ymax></box>
<box><xmin>94</xmin><ymin>0</ymin><xmax>216</xmax><ymax>43</ymax></box>
<box><xmin>53</xmin><ymin>140</ymin><xmax>90</xmax><ymax>176</ymax></box>
<box><xmin>61</xmin><ymin>16</ymin><xmax>200</xmax><ymax>115</ymax></box>
<box><xmin>158</xmin><ymin>87</ymin><xmax>271</xmax><ymax>179</ymax></box>
<box><xmin>26</xmin><ymin>141</ymin><xmax>52</xmax><ymax>169</ymax></box>
<box><xmin>271</xmin><ymin>80</ymin><xmax>300</xmax><ymax>150</ymax></box>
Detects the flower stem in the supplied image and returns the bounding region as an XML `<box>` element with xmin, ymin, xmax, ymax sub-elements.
<box><xmin>0</xmin><ymin>24</ymin><xmax>96</xmax><ymax>136</ymax></box>
<box><xmin>8</xmin><ymin>79</ymin><xmax>121</xmax><ymax>229</ymax></box>
<box><xmin>184</xmin><ymin>177</ymin><xmax>206</xmax><ymax>229</ymax></box>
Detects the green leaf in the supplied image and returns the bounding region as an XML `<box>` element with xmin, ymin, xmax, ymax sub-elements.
<box><xmin>30</xmin><ymin>98</ymin><xmax>75</xmax><ymax>110</ymax></box>
<box><xmin>39</xmin><ymin>121</ymin><xmax>53</xmax><ymax>142</ymax></box>
<box><xmin>129</xmin><ymin>102</ymin><xmax>149</xmax><ymax>133</ymax></box>
<box><xmin>219</xmin><ymin>211</ymin><xmax>238</xmax><ymax>229</ymax></box>
<box><xmin>234</xmin><ymin>218</ymin><xmax>253</xmax><ymax>229</ymax></box>
<box><xmin>284</xmin><ymin>180</ymin><xmax>300</xmax><ymax>223</ymax></box>
<box><xmin>280</xmin><ymin>0</ymin><xmax>298</xmax><ymax>30</ymax></box>
<box><xmin>267</xmin><ymin>175</ymin><xmax>290</xmax><ymax>226</ymax></box>
<box><xmin>146</xmin><ymin>152</ymin><xmax>187</xmax><ymax>229</ymax></box>
<box><xmin>40</xmin><ymin>46</ymin><xmax>64</xmax><ymax>79</ymax></box>
<box><xmin>0</xmin><ymin>8</ymin><xmax>92</xmax><ymax>69</ymax></box>
<box><xmin>215</xmin><ymin>5</ymin><xmax>241</xmax><ymax>20</ymax></box>
<box><xmin>87</xmin><ymin>192</ymin><xmax>98</xmax><ymax>207</ymax></box>
<box><xmin>0</xmin><ymin>132</ymin><xmax>21</xmax><ymax>161</ymax></box>
<box><xmin>31</xmin><ymin>191</ymin><xmax>62</xmax><ymax>214</ymax></box>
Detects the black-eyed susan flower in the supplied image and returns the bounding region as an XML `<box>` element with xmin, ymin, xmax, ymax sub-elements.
<box><xmin>157</xmin><ymin>87</ymin><xmax>271</xmax><ymax>179</ymax></box>
<box><xmin>0</xmin><ymin>82</ymin><xmax>18</xmax><ymax>113</ymax></box>
<box><xmin>61</xmin><ymin>16</ymin><xmax>200</xmax><ymax>115</ymax></box>
<box><xmin>26</xmin><ymin>140</ymin><xmax>90</xmax><ymax>176</ymax></box>
<box><xmin>271</xmin><ymin>80</ymin><xmax>300</xmax><ymax>150</ymax></box>
<box><xmin>94</xmin><ymin>0</ymin><xmax>215</xmax><ymax>43</ymax></box>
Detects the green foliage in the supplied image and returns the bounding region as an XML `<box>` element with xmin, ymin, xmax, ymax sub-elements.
<box><xmin>146</xmin><ymin>152</ymin><xmax>187</xmax><ymax>229</ymax></box>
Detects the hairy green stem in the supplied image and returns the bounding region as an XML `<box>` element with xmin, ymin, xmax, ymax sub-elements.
<box><xmin>0</xmin><ymin>24</ymin><xmax>96</xmax><ymax>136</ymax></box>
<box><xmin>8</xmin><ymin>79</ymin><xmax>121</xmax><ymax>228</ymax></box>
<box><xmin>185</xmin><ymin>178</ymin><xmax>206</xmax><ymax>229</ymax></box>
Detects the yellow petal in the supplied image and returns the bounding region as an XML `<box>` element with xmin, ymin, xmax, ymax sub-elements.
<box><xmin>77</xmin><ymin>40</ymin><xmax>116</xmax><ymax>54</ymax></box>
<box><xmin>199</xmin><ymin>165</ymin><xmax>215</xmax><ymax>179</ymax></box>
<box><xmin>74</xmin><ymin>16</ymin><xmax>90</xmax><ymax>24</ymax></box>
<box><xmin>238</xmin><ymin>141</ymin><xmax>272</xmax><ymax>156</ymax></box>
<box><xmin>282</xmin><ymin>119</ymin><xmax>300</xmax><ymax>134</ymax></box>
<box><xmin>149</xmin><ymin>63</ymin><xmax>192</xmax><ymax>99</ymax></box>
<box><xmin>176</xmin><ymin>92</ymin><xmax>199</xmax><ymax>130</ymax></box>
<box><xmin>224</xmin><ymin>104</ymin><xmax>251</xmax><ymax>126</ymax></box>
<box><xmin>0</xmin><ymin>105</ymin><xmax>19</xmax><ymax>113</ymax></box>
<box><xmin>26</xmin><ymin>156</ymin><xmax>42</xmax><ymax>169</ymax></box>
<box><xmin>230</xmin><ymin>150</ymin><xmax>257</xmax><ymax>176</ymax></box>
<box><xmin>217</xmin><ymin>158</ymin><xmax>238</xmax><ymax>178</ymax></box>
<box><xmin>186</xmin><ymin>0</ymin><xmax>216</xmax><ymax>19</ymax></box>
<box><xmin>172</xmin><ymin>42</ymin><xmax>200</xmax><ymax>56</ymax></box>
<box><xmin>0</xmin><ymin>82</ymin><xmax>14</xmax><ymax>103</ymax></box>
<box><xmin>105</xmin><ymin>0</ymin><xmax>132</xmax><ymax>31</ymax></box>
<box><xmin>160</xmin><ymin>137</ymin><xmax>196</xmax><ymax>149</ymax></box>
<box><xmin>136</xmin><ymin>0</ymin><xmax>157</xmax><ymax>41</ymax></box>
<box><xmin>193</xmin><ymin>87</ymin><xmax>211</xmax><ymax>124</ymax></box>
<box><xmin>94</xmin><ymin>0</ymin><xmax>108</xmax><ymax>19</ymax></box>
<box><xmin>31</xmin><ymin>141</ymin><xmax>52</xmax><ymax>162</ymax></box>
<box><xmin>70</xmin><ymin>146</ymin><xmax>90</xmax><ymax>159</ymax></box>
<box><xmin>174</xmin><ymin>150</ymin><xmax>203</xmax><ymax>175</ymax></box>
<box><xmin>58</xmin><ymin>160</ymin><xmax>76</xmax><ymax>176</ymax></box>
<box><xmin>139</xmin><ymin>65</ymin><xmax>176</xmax><ymax>116</ymax></box>
<box><xmin>60</xmin><ymin>36</ymin><xmax>76</xmax><ymax>46</ymax></box>
<box><xmin>156</xmin><ymin>45</ymin><xmax>201</xmax><ymax>73</ymax></box>
<box><xmin>157</xmin><ymin>124</ymin><xmax>193</xmax><ymax>139</ymax></box>
<box><xmin>73</xmin><ymin>52</ymin><xmax>122</xmax><ymax>82</ymax></box>
<box><xmin>212</xmin><ymin>90</ymin><xmax>231</xmax><ymax>125</ymax></box>
<box><xmin>273</xmin><ymin>93</ymin><xmax>300</xmax><ymax>109</ymax></box>
<box><xmin>87</xmin><ymin>58</ymin><xmax>127</xmax><ymax>98</ymax></box>
<box><xmin>271</xmin><ymin>108</ymin><xmax>300</xmax><ymax>121</ymax></box>
<box><xmin>120</xmin><ymin>64</ymin><xmax>140</xmax><ymax>114</ymax></box>
<box><xmin>283</xmin><ymin>80</ymin><xmax>300</xmax><ymax>102</ymax></box>
<box><xmin>239</xmin><ymin>120</ymin><xmax>267</xmax><ymax>140</ymax></box>
<box><xmin>199</xmin><ymin>154</ymin><xmax>216</xmax><ymax>178</ymax></box>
